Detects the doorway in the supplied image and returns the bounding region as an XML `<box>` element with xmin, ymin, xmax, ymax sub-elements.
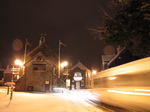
<box><xmin>45</xmin><ymin>81</ymin><xmax>50</xmax><ymax>91</ymax></box>
<box><xmin>76</xmin><ymin>81</ymin><xmax>80</xmax><ymax>89</ymax></box>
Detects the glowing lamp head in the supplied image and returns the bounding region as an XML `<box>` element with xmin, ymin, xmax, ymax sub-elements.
<box><xmin>61</xmin><ymin>61</ymin><xmax>68</xmax><ymax>68</ymax></box>
<box><xmin>92</xmin><ymin>70</ymin><xmax>97</xmax><ymax>75</ymax></box>
<box><xmin>15</xmin><ymin>60</ymin><xmax>23</xmax><ymax>66</ymax></box>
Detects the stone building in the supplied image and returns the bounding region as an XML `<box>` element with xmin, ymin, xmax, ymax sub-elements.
<box><xmin>15</xmin><ymin>36</ymin><xmax>60</xmax><ymax>92</ymax></box>
<box><xmin>13</xmin><ymin>35</ymin><xmax>93</xmax><ymax>92</ymax></box>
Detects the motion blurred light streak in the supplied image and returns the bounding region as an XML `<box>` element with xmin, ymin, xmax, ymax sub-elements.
<box><xmin>108</xmin><ymin>77</ymin><xmax>116</xmax><ymax>80</ymax></box>
<box><xmin>94</xmin><ymin>57</ymin><xmax>150</xmax><ymax>78</ymax></box>
<box><xmin>135</xmin><ymin>89</ymin><xmax>150</xmax><ymax>92</ymax></box>
<box><xmin>107</xmin><ymin>90</ymin><xmax>150</xmax><ymax>96</ymax></box>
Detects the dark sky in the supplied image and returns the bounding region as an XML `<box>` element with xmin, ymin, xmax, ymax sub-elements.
<box><xmin>0</xmin><ymin>0</ymin><xmax>111</xmax><ymax>70</ymax></box>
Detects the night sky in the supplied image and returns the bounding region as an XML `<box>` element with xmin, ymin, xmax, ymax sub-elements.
<box><xmin>0</xmin><ymin>0</ymin><xmax>113</xmax><ymax>70</ymax></box>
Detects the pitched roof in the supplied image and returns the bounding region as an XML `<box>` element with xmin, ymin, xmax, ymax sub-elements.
<box><xmin>25</xmin><ymin>52</ymin><xmax>56</xmax><ymax>66</ymax></box>
<box><xmin>27</xmin><ymin>43</ymin><xmax>57</xmax><ymax>58</ymax></box>
<box><xmin>107</xmin><ymin>47</ymin><xmax>126</xmax><ymax>67</ymax></box>
<box><xmin>26</xmin><ymin>43</ymin><xmax>58</xmax><ymax>65</ymax></box>
<box><xmin>70</xmin><ymin>61</ymin><xmax>90</xmax><ymax>71</ymax></box>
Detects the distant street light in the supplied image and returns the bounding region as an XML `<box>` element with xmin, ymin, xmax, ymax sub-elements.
<box><xmin>92</xmin><ymin>70</ymin><xmax>97</xmax><ymax>75</ymax></box>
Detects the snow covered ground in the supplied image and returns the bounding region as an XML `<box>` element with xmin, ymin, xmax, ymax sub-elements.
<box><xmin>0</xmin><ymin>86</ymin><xmax>104</xmax><ymax>112</ymax></box>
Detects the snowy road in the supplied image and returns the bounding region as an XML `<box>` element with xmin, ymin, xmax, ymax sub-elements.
<box><xmin>0</xmin><ymin>86</ymin><xmax>129</xmax><ymax>112</ymax></box>
<box><xmin>0</xmin><ymin>86</ymin><xmax>105</xmax><ymax>112</ymax></box>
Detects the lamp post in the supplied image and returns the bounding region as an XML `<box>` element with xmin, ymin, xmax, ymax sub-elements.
<box><xmin>61</xmin><ymin>61</ymin><xmax>69</xmax><ymax>76</ymax></box>
<box><xmin>14</xmin><ymin>59</ymin><xmax>23</xmax><ymax>80</ymax></box>
<box><xmin>61</xmin><ymin>61</ymin><xmax>70</xmax><ymax>89</ymax></box>
<box><xmin>10</xmin><ymin>59</ymin><xmax>23</xmax><ymax>100</ymax></box>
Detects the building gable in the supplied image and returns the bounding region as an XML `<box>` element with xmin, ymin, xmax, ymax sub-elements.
<box><xmin>70</xmin><ymin>62</ymin><xmax>90</xmax><ymax>71</ymax></box>
<box><xmin>26</xmin><ymin>52</ymin><xmax>56</xmax><ymax>67</ymax></box>
<box><xmin>26</xmin><ymin>43</ymin><xmax>58</xmax><ymax>66</ymax></box>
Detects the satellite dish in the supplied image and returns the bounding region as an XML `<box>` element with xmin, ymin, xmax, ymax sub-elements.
<box><xmin>103</xmin><ymin>45</ymin><xmax>115</xmax><ymax>55</ymax></box>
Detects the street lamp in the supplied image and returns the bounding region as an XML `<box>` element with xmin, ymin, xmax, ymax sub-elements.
<box><xmin>10</xmin><ymin>59</ymin><xmax>23</xmax><ymax>100</ymax></box>
<box><xmin>13</xmin><ymin>59</ymin><xmax>23</xmax><ymax>79</ymax></box>
<box><xmin>61</xmin><ymin>61</ymin><xmax>68</xmax><ymax>68</ymax></box>
<box><xmin>61</xmin><ymin>61</ymin><xmax>70</xmax><ymax>89</ymax></box>
<box><xmin>92</xmin><ymin>70</ymin><xmax>97</xmax><ymax>75</ymax></box>
<box><xmin>15</xmin><ymin>59</ymin><xmax>23</xmax><ymax>66</ymax></box>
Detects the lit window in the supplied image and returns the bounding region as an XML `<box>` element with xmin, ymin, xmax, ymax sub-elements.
<box><xmin>74</xmin><ymin>72</ymin><xmax>82</xmax><ymax>81</ymax></box>
<box><xmin>74</xmin><ymin>72</ymin><xmax>82</xmax><ymax>77</ymax></box>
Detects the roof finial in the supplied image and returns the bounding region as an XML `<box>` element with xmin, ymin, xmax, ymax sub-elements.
<box><xmin>39</xmin><ymin>33</ymin><xmax>47</xmax><ymax>45</ymax></box>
